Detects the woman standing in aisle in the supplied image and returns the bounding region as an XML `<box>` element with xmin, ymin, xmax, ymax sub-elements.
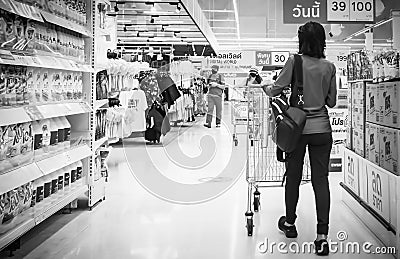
<box><xmin>262</xmin><ymin>21</ymin><xmax>337</xmax><ymax>256</ymax></box>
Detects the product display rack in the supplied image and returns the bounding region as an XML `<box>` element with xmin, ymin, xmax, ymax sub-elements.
<box><xmin>0</xmin><ymin>0</ymin><xmax>112</xmax><ymax>253</ymax></box>
<box><xmin>342</xmin><ymin>75</ymin><xmax>400</xmax><ymax>256</ymax></box>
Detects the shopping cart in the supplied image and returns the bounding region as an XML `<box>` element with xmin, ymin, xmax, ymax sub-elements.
<box><xmin>230</xmin><ymin>86</ymin><xmax>255</xmax><ymax>146</ymax></box>
<box><xmin>242</xmin><ymin>89</ymin><xmax>311</xmax><ymax>236</ymax></box>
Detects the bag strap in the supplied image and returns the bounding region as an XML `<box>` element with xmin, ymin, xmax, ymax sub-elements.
<box><xmin>290</xmin><ymin>54</ymin><xmax>304</xmax><ymax>107</ymax></box>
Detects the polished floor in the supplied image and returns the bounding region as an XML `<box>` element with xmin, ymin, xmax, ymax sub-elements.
<box><xmin>0</xmin><ymin>104</ymin><xmax>393</xmax><ymax>259</ymax></box>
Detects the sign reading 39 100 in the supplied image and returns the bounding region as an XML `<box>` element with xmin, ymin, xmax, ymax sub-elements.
<box><xmin>327</xmin><ymin>0</ymin><xmax>375</xmax><ymax>23</ymax></box>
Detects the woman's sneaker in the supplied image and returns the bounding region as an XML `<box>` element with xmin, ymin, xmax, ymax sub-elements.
<box><xmin>314</xmin><ymin>239</ymin><xmax>329</xmax><ymax>256</ymax></box>
<box><xmin>278</xmin><ymin>216</ymin><xmax>298</xmax><ymax>238</ymax></box>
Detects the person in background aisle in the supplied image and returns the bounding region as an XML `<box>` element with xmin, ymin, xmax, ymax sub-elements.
<box><xmin>244</xmin><ymin>67</ymin><xmax>263</xmax><ymax>86</ymax></box>
<box><xmin>261</xmin><ymin>21</ymin><xmax>337</xmax><ymax>256</ymax></box>
<box><xmin>204</xmin><ymin>65</ymin><xmax>225</xmax><ymax>128</ymax></box>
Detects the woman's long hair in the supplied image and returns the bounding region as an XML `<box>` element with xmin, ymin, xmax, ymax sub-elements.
<box><xmin>298</xmin><ymin>21</ymin><xmax>326</xmax><ymax>59</ymax></box>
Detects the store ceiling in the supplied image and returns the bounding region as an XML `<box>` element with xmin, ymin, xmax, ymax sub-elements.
<box><xmin>114</xmin><ymin>0</ymin><xmax>400</xmax><ymax>55</ymax></box>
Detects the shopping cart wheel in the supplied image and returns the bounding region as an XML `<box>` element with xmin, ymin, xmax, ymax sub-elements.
<box><xmin>253</xmin><ymin>190</ymin><xmax>261</xmax><ymax>212</ymax></box>
<box><xmin>245</xmin><ymin>212</ymin><xmax>254</xmax><ymax>236</ymax></box>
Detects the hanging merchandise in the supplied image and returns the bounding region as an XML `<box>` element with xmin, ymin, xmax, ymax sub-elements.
<box><xmin>96</xmin><ymin>70</ymin><xmax>109</xmax><ymax>100</ymax></box>
<box><xmin>155</xmin><ymin>71</ymin><xmax>181</xmax><ymax>108</ymax></box>
<box><xmin>139</xmin><ymin>71</ymin><xmax>160</xmax><ymax>107</ymax></box>
<box><xmin>124</xmin><ymin>88</ymin><xmax>148</xmax><ymax>133</ymax></box>
<box><xmin>372</xmin><ymin>50</ymin><xmax>400</xmax><ymax>83</ymax></box>
<box><xmin>193</xmin><ymin>77</ymin><xmax>207</xmax><ymax>115</ymax></box>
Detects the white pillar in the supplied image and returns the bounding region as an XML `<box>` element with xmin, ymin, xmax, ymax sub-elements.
<box><xmin>392</xmin><ymin>10</ymin><xmax>400</xmax><ymax>50</ymax></box>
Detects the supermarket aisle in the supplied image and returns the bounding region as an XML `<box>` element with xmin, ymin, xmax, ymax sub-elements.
<box><xmin>3</xmin><ymin>106</ymin><xmax>393</xmax><ymax>259</ymax></box>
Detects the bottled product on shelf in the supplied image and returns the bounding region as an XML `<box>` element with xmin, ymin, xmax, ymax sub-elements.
<box><xmin>0</xmin><ymin>64</ymin><xmax>83</xmax><ymax>107</ymax></box>
<box><xmin>347</xmin><ymin>50</ymin><xmax>373</xmax><ymax>81</ymax></box>
<box><xmin>372</xmin><ymin>50</ymin><xmax>400</xmax><ymax>82</ymax></box>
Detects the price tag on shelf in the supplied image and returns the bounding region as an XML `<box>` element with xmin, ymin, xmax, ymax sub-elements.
<box><xmin>24</xmin><ymin>105</ymin><xmax>44</xmax><ymax>121</ymax></box>
<box><xmin>30</xmin><ymin>56</ymin><xmax>43</xmax><ymax>66</ymax></box>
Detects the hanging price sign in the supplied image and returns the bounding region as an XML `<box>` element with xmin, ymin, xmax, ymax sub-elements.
<box><xmin>327</xmin><ymin>0</ymin><xmax>374</xmax><ymax>23</ymax></box>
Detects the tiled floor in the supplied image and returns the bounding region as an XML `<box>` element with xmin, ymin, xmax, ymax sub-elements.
<box><xmin>0</xmin><ymin>105</ymin><xmax>393</xmax><ymax>259</ymax></box>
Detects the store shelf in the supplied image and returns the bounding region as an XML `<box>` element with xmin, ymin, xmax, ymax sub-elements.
<box><xmin>0</xmin><ymin>50</ymin><xmax>93</xmax><ymax>72</ymax></box>
<box><xmin>0</xmin><ymin>163</ymin><xmax>43</xmax><ymax>194</ymax></box>
<box><xmin>40</xmin><ymin>11</ymin><xmax>91</xmax><ymax>37</ymax></box>
<box><xmin>0</xmin><ymin>0</ymin><xmax>43</xmax><ymax>22</ymax></box>
<box><xmin>0</xmin><ymin>211</ymin><xmax>35</xmax><ymax>251</ymax></box>
<box><xmin>36</xmin><ymin>145</ymin><xmax>91</xmax><ymax>176</ymax></box>
<box><xmin>347</xmin><ymin>79</ymin><xmax>373</xmax><ymax>83</ymax></box>
<box><xmin>94</xmin><ymin>137</ymin><xmax>108</xmax><ymax>151</ymax></box>
<box><xmin>0</xmin><ymin>107</ymin><xmax>31</xmax><ymax>126</ymax></box>
<box><xmin>371</xmin><ymin>77</ymin><xmax>400</xmax><ymax>84</ymax></box>
<box><xmin>95</xmin><ymin>99</ymin><xmax>108</xmax><ymax>110</ymax></box>
<box><xmin>35</xmin><ymin>184</ymin><xmax>88</xmax><ymax>225</ymax></box>
<box><xmin>0</xmin><ymin>102</ymin><xmax>91</xmax><ymax>126</ymax></box>
<box><xmin>0</xmin><ymin>0</ymin><xmax>90</xmax><ymax>37</ymax></box>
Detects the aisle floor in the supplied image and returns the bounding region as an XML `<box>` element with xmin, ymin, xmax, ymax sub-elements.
<box><xmin>1</xmin><ymin>104</ymin><xmax>393</xmax><ymax>259</ymax></box>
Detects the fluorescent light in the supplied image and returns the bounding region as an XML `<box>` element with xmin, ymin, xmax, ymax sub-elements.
<box><xmin>232</xmin><ymin>0</ymin><xmax>240</xmax><ymax>40</ymax></box>
<box><xmin>203</xmin><ymin>10</ymin><xmax>235</xmax><ymax>13</ymax></box>
<box><xmin>344</xmin><ymin>17</ymin><xmax>393</xmax><ymax>42</ymax></box>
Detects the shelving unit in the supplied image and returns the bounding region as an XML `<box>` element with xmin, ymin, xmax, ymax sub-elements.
<box><xmin>342</xmin><ymin>77</ymin><xmax>400</xmax><ymax>257</ymax></box>
<box><xmin>0</xmin><ymin>0</ymin><xmax>113</xmax><ymax>252</ymax></box>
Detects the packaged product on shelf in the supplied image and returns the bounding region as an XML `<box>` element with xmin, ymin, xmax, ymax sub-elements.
<box><xmin>352</xmin><ymin>105</ymin><xmax>365</xmax><ymax>132</ymax></box>
<box><xmin>0</xmin><ymin>65</ymin><xmax>6</xmax><ymax>106</ymax></box>
<box><xmin>366</xmin><ymin>83</ymin><xmax>379</xmax><ymax>123</ymax></box>
<box><xmin>366</xmin><ymin>123</ymin><xmax>380</xmax><ymax>165</ymax></box>
<box><xmin>58</xmin><ymin>172</ymin><xmax>64</xmax><ymax>193</ymax></box>
<box><xmin>76</xmin><ymin>160</ymin><xmax>83</xmax><ymax>180</ymax></box>
<box><xmin>30</xmin><ymin>186</ymin><xmax>36</xmax><ymax>208</ymax></box>
<box><xmin>70</xmin><ymin>163</ymin><xmax>77</xmax><ymax>184</ymax></box>
<box><xmin>51</xmin><ymin>171</ymin><xmax>59</xmax><ymax>196</ymax></box>
<box><xmin>43</xmin><ymin>174</ymin><xmax>52</xmax><ymax>199</ymax></box>
<box><xmin>49</xmin><ymin>118</ymin><xmax>59</xmax><ymax>152</ymax></box>
<box><xmin>41</xmin><ymin>70</ymin><xmax>51</xmax><ymax>102</ymax></box>
<box><xmin>15</xmin><ymin>66</ymin><xmax>26</xmax><ymax>106</ymax></box>
<box><xmin>25</xmin><ymin>67</ymin><xmax>36</xmax><ymax>105</ymax></box>
<box><xmin>7</xmin><ymin>124</ymin><xmax>22</xmax><ymax>160</ymax></box>
<box><xmin>53</xmin><ymin>117</ymin><xmax>65</xmax><ymax>149</ymax></box>
<box><xmin>5</xmin><ymin>66</ymin><xmax>17</xmax><ymax>106</ymax></box>
<box><xmin>0</xmin><ymin>126</ymin><xmax>12</xmax><ymax>171</ymax></box>
<box><xmin>0</xmin><ymin>193</ymin><xmax>5</xmax><ymax>224</ymax></box>
<box><xmin>64</xmin><ymin>166</ymin><xmax>71</xmax><ymax>190</ymax></box>
<box><xmin>17</xmin><ymin>182</ymin><xmax>33</xmax><ymax>213</ymax></box>
<box><xmin>60</xmin><ymin>116</ymin><xmax>71</xmax><ymax>149</ymax></box>
<box><xmin>72</xmin><ymin>72</ymin><xmax>82</xmax><ymax>100</ymax></box>
<box><xmin>353</xmin><ymin>128</ymin><xmax>365</xmax><ymax>157</ymax></box>
<box><xmin>40</xmin><ymin>119</ymin><xmax>51</xmax><ymax>155</ymax></box>
<box><xmin>33</xmin><ymin>67</ymin><xmax>43</xmax><ymax>104</ymax></box>
<box><xmin>380</xmin><ymin>82</ymin><xmax>399</xmax><ymax>128</ymax></box>
<box><xmin>379</xmin><ymin>127</ymin><xmax>399</xmax><ymax>175</ymax></box>
<box><xmin>20</xmin><ymin>122</ymin><xmax>33</xmax><ymax>155</ymax></box>
<box><xmin>32</xmin><ymin>121</ymin><xmax>43</xmax><ymax>160</ymax></box>
<box><xmin>2</xmin><ymin>189</ymin><xmax>19</xmax><ymax>223</ymax></box>
<box><xmin>383</xmin><ymin>50</ymin><xmax>399</xmax><ymax>81</ymax></box>
<box><xmin>65</xmin><ymin>71</ymin><xmax>73</xmax><ymax>100</ymax></box>
<box><xmin>52</xmin><ymin>70</ymin><xmax>63</xmax><ymax>102</ymax></box>
<box><xmin>34</xmin><ymin>177</ymin><xmax>44</xmax><ymax>204</ymax></box>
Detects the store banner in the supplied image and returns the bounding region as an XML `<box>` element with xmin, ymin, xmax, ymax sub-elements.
<box><xmin>255</xmin><ymin>51</ymin><xmax>290</xmax><ymax>66</ymax></box>
<box><xmin>283</xmin><ymin>0</ymin><xmax>328</xmax><ymax>24</ymax></box>
<box><xmin>204</xmin><ymin>51</ymin><xmax>257</xmax><ymax>74</ymax></box>
<box><xmin>283</xmin><ymin>0</ymin><xmax>374</xmax><ymax>24</ymax></box>
<box><xmin>329</xmin><ymin>108</ymin><xmax>348</xmax><ymax>172</ymax></box>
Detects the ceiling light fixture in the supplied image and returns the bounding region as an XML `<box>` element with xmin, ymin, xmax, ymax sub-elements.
<box><xmin>232</xmin><ymin>0</ymin><xmax>240</xmax><ymax>40</ymax></box>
